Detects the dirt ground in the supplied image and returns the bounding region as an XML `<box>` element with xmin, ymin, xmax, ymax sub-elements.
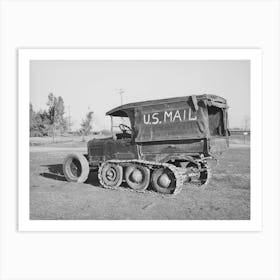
<box><xmin>30</xmin><ymin>143</ymin><xmax>250</xmax><ymax>220</ymax></box>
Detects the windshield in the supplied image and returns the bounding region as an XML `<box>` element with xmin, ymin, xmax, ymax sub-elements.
<box><xmin>111</xmin><ymin>116</ymin><xmax>132</xmax><ymax>135</ymax></box>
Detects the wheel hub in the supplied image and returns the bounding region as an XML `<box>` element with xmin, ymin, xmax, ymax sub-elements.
<box><xmin>158</xmin><ymin>173</ymin><xmax>171</xmax><ymax>188</ymax></box>
<box><xmin>132</xmin><ymin>169</ymin><xmax>143</xmax><ymax>183</ymax></box>
<box><xmin>70</xmin><ymin>159</ymin><xmax>81</xmax><ymax>177</ymax></box>
<box><xmin>106</xmin><ymin>168</ymin><xmax>116</xmax><ymax>181</ymax></box>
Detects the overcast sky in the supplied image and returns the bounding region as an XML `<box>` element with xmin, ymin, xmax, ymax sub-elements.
<box><xmin>30</xmin><ymin>60</ymin><xmax>250</xmax><ymax>130</ymax></box>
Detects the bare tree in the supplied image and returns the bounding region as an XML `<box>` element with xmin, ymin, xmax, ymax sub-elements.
<box><xmin>80</xmin><ymin>111</ymin><xmax>94</xmax><ymax>137</ymax></box>
<box><xmin>47</xmin><ymin>93</ymin><xmax>66</xmax><ymax>141</ymax></box>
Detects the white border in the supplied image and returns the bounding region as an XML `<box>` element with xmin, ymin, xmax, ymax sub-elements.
<box><xmin>18</xmin><ymin>48</ymin><xmax>262</xmax><ymax>231</ymax></box>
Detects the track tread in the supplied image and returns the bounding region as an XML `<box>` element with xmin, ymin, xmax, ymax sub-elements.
<box><xmin>98</xmin><ymin>159</ymin><xmax>189</xmax><ymax>195</ymax></box>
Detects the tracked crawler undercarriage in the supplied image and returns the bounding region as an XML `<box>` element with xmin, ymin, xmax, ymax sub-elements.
<box><xmin>98</xmin><ymin>159</ymin><xmax>211</xmax><ymax>195</ymax></box>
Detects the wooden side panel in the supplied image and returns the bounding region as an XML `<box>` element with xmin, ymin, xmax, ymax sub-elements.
<box><xmin>139</xmin><ymin>139</ymin><xmax>206</xmax><ymax>162</ymax></box>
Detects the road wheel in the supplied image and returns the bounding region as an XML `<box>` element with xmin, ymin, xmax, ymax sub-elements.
<box><xmin>151</xmin><ymin>168</ymin><xmax>176</xmax><ymax>194</ymax></box>
<box><xmin>63</xmin><ymin>152</ymin><xmax>89</xmax><ymax>183</ymax></box>
<box><xmin>125</xmin><ymin>165</ymin><xmax>150</xmax><ymax>191</ymax></box>
<box><xmin>100</xmin><ymin>163</ymin><xmax>123</xmax><ymax>188</ymax></box>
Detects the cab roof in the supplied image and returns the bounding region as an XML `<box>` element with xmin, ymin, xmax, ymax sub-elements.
<box><xmin>106</xmin><ymin>94</ymin><xmax>227</xmax><ymax>117</ymax></box>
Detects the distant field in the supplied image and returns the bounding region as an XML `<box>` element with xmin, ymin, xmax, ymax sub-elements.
<box><xmin>30</xmin><ymin>134</ymin><xmax>105</xmax><ymax>147</ymax></box>
<box><xmin>30</xmin><ymin>134</ymin><xmax>250</xmax><ymax>147</ymax></box>
<box><xmin>229</xmin><ymin>134</ymin><xmax>250</xmax><ymax>145</ymax></box>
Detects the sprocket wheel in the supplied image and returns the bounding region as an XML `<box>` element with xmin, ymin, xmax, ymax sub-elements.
<box><xmin>99</xmin><ymin>162</ymin><xmax>123</xmax><ymax>188</ymax></box>
<box><xmin>185</xmin><ymin>162</ymin><xmax>211</xmax><ymax>187</ymax></box>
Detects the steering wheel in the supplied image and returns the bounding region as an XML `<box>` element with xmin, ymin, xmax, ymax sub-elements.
<box><xmin>119</xmin><ymin>124</ymin><xmax>132</xmax><ymax>134</ymax></box>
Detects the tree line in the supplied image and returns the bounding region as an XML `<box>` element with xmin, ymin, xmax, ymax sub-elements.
<box><xmin>30</xmin><ymin>93</ymin><xmax>93</xmax><ymax>137</ymax></box>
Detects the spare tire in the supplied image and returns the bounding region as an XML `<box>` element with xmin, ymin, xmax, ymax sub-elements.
<box><xmin>63</xmin><ymin>152</ymin><xmax>89</xmax><ymax>183</ymax></box>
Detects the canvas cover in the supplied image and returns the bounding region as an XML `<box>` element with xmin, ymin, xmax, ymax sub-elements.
<box><xmin>134</xmin><ymin>99</ymin><xmax>210</xmax><ymax>143</ymax></box>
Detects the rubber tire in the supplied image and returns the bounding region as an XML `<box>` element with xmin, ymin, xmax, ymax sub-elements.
<box><xmin>151</xmin><ymin>168</ymin><xmax>176</xmax><ymax>194</ymax></box>
<box><xmin>125</xmin><ymin>165</ymin><xmax>150</xmax><ymax>191</ymax></box>
<box><xmin>63</xmin><ymin>152</ymin><xmax>89</xmax><ymax>183</ymax></box>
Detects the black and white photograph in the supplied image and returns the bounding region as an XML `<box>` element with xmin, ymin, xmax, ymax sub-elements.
<box><xmin>28</xmin><ymin>57</ymin><xmax>251</xmax><ymax>221</ymax></box>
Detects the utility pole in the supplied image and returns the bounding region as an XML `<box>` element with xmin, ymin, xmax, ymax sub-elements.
<box><xmin>115</xmin><ymin>88</ymin><xmax>126</xmax><ymax>105</ymax></box>
<box><xmin>88</xmin><ymin>106</ymin><xmax>93</xmax><ymax>134</ymax></box>
<box><xmin>52</xmin><ymin>108</ymin><xmax>55</xmax><ymax>143</ymax></box>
